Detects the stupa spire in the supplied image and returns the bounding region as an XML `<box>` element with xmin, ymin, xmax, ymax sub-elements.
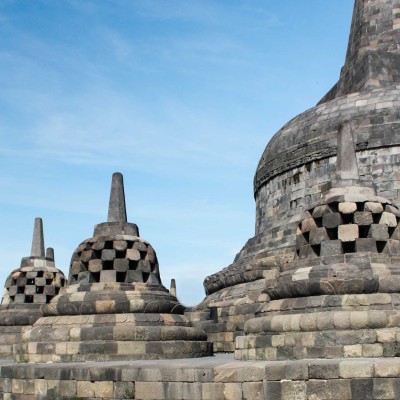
<box><xmin>107</xmin><ymin>172</ymin><xmax>127</xmax><ymax>223</ymax></box>
<box><xmin>30</xmin><ymin>217</ymin><xmax>45</xmax><ymax>258</ymax></box>
<box><xmin>320</xmin><ymin>0</ymin><xmax>400</xmax><ymax>103</ymax></box>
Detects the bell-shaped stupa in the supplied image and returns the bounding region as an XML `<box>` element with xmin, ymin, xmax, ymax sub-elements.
<box><xmin>0</xmin><ymin>218</ymin><xmax>66</xmax><ymax>358</ymax></box>
<box><xmin>15</xmin><ymin>173</ymin><xmax>212</xmax><ymax>362</ymax></box>
<box><xmin>200</xmin><ymin>0</ymin><xmax>400</xmax><ymax>353</ymax></box>
<box><xmin>236</xmin><ymin>119</ymin><xmax>400</xmax><ymax>360</ymax></box>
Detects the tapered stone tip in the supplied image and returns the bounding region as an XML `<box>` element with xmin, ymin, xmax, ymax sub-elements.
<box><xmin>107</xmin><ymin>172</ymin><xmax>127</xmax><ymax>223</ymax></box>
<box><xmin>31</xmin><ymin>217</ymin><xmax>45</xmax><ymax>257</ymax></box>
<box><xmin>170</xmin><ymin>279</ymin><xmax>177</xmax><ymax>297</ymax></box>
<box><xmin>46</xmin><ymin>247</ymin><xmax>55</xmax><ymax>261</ymax></box>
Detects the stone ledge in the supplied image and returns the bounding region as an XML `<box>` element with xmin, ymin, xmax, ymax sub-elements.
<box><xmin>2</xmin><ymin>355</ymin><xmax>400</xmax><ymax>399</ymax></box>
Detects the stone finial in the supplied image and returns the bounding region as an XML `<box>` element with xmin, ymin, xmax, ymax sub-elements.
<box><xmin>336</xmin><ymin>121</ymin><xmax>360</xmax><ymax>183</ymax></box>
<box><xmin>46</xmin><ymin>247</ymin><xmax>55</xmax><ymax>261</ymax></box>
<box><xmin>94</xmin><ymin>172</ymin><xmax>139</xmax><ymax>237</ymax></box>
<box><xmin>170</xmin><ymin>279</ymin><xmax>177</xmax><ymax>297</ymax></box>
<box><xmin>30</xmin><ymin>218</ymin><xmax>45</xmax><ymax>258</ymax></box>
<box><xmin>107</xmin><ymin>172</ymin><xmax>127</xmax><ymax>223</ymax></box>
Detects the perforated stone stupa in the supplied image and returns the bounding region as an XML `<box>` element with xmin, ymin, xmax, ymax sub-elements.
<box><xmin>0</xmin><ymin>218</ymin><xmax>66</xmax><ymax>358</ymax></box>
<box><xmin>236</xmin><ymin>120</ymin><xmax>400</xmax><ymax>361</ymax></box>
<box><xmin>198</xmin><ymin>0</ymin><xmax>400</xmax><ymax>353</ymax></box>
<box><xmin>14</xmin><ymin>173</ymin><xmax>212</xmax><ymax>362</ymax></box>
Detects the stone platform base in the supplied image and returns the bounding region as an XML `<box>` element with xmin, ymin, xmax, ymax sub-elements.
<box><xmin>14</xmin><ymin>313</ymin><xmax>212</xmax><ymax>362</ymax></box>
<box><xmin>0</xmin><ymin>326</ymin><xmax>27</xmax><ymax>360</ymax></box>
<box><xmin>1</xmin><ymin>354</ymin><xmax>400</xmax><ymax>399</ymax></box>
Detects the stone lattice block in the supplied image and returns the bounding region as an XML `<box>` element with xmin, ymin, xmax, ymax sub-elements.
<box><xmin>383</xmin><ymin>239</ymin><xmax>400</xmax><ymax>255</ymax></box>
<box><xmin>354</xmin><ymin>211</ymin><xmax>373</xmax><ymax>225</ymax></box>
<box><xmin>323</xmin><ymin>213</ymin><xmax>343</xmax><ymax>228</ymax></box>
<box><xmin>301</xmin><ymin>218</ymin><xmax>318</xmax><ymax>233</ymax></box>
<box><xmin>312</xmin><ymin>205</ymin><xmax>332</xmax><ymax>218</ymax></box>
<box><xmin>368</xmin><ymin>224</ymin><xmax>389</xmax><ymax>240</ymax></box>
<box><xmin>379</xmin><ymin>212</ymin><xmax>397</xmax><ymax>227</ymax></box>
<box><xmin>355</xmin><ymin>238</ymin><xmax>377</xmax><ymax>252</ymax></box>
<box><xmin>309</xmin><ymin>228</ymin><xmax>329</xmax><ymax>245</ymax></box>
<box><xmin>365</xmin><ymin>202</ymin><xmax>384</xmax><ymax>213</ymax></box>
<box><xmin>339</xmin><ymin>202</ymin><xmax>357</xmax><ymax>214</ymax></box>
<box><xmin>101</xmin><ymin>249</ymin><xmax>116</xmax><ymax>261</ymax></box>
<box><xmin>88</xmin><ymin>259</ymin><xmax>102</xmax><ymax>273</ymax></box>
<box><xmin>296</xmin><ymin>234</ymin><xmax>308</xmax><ymax>249</ymax></box>
<box><xmin>338</xmin><ymin>224</ymin><xmax>359</xmax><ymax>242</ymax></box>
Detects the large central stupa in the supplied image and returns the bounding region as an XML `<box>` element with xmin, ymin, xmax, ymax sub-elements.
<box><xmin>199</xmin><ymin>0</ymin><xmax>400</xmax><ymax>352</ymax></box>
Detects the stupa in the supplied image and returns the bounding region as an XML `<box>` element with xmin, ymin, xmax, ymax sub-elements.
<box><xmin>236</xmin><ymin>120</ymin><xmax>400</xmax><ymax>360</ymax></box>
<box><xmin>14</xmin><ymin>173</ymin><xmax>212</xmax><ymax>362</ymax></box>
<box><xmin>199</xmin><ymin>0</ymin><xmax>400</xmax><ymax>353</ymax></box>
<box><xmin>0</xmin><ymin>218</ymin><xmax>66</xmax><ymax>358</ymax></box>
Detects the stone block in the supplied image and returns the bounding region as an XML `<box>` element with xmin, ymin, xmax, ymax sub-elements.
<box><xmin>137</xmin><ymin>260</ymin><xmax>152</xmax><ymax>273</ymax></box>
<box><xmin>326</xmin><ymin>379</ymin><xmax>351</xmax><ymax>399</ymax></box>
<box><xmin>71</xmin><ymin>261</ymin><xmax>83</xmax><ymax>274</ymax></box>
<box><xmin>368</xmin><ymin>224</ymin><xmax>389</xmax><ymax>240</ymax></box>
<box><xmin>126</xmin><ymin>270</ymin><xmax>144</xmax><ymax>283</ymax></box>
<box><xmin>77</xmin><ymin>381</ymin><xmax>96</xmax><ymax>397</ymax></box>
<box><xmin>338</xmin><ymin>224</ymin><xmax>359</xmax><ymax>242</ymax></box>
<box><xmin>113</xmin><ymin>240</ymin><xmax>127</xmax><ymax>251</ymax></box>
<box><xmin>339</xmin><ymin>202</ymin><xmax>357</xmax><ymax>214</ymax></box>
<box><xmin>114</xmin><ymin>258</ymin><xmax>129</xmax><ymax>272</ymax></box>
<box><xmin>133</xmin><ymin>241</ymin><xmax>147</xmax><ymax>251</ymax></box>
<box><xmin>281</xmin><ymin>381</ymin><xmax>306</xmax><ymax>400</ymax></box>
<box><xmin>383</xmin><ymin>239</ymin><xmax>400</xmax><ymax>255</ymax></box>
<box><xmin>354</xmin><ymin>211</ymin><xmax>373</xmax><ymax>225</ymax></box>
<box><xmin>114</xmin><ymin>382</ymin><xmax>134</xmax><ymax>399</ymax></box>
<box><xmin>309</xmin><ymin>227</ymin><xmax>329</xmax><ymax>245</ymax></box>
<box><xmin>44</xmin><ymin>285</ymin><xmax>56</xmax><ymax>295</ymax></box>
<box><xmin>312</xmin><ymin>205</ymin><xmax>333</xmax><ymax>218</ymax></box>
<box><xmin>309</xmin><ymin>363</ymin><xmax>339</xmax><ymax>379</ymax></box>
<box><xmin>100</xmin><ymin>270</ymin><xmax>116</xmax><ymax>282</ymax></box>
<box><xmin>101</xmin><ymin>249</ymin><xmax>116</xmax><ymax>261</ymax></box>
<box><xmin>355</xmin><ymin>238</ymin><xmax>377</xmax><ymax>252</ymax></box>
<box><xmin>264</xmin><ymin>381</ymin><xmax>281</xmax><ymax>400</ymax></box>
<box><xmin>58</xmin><ymin>380</ymin><xmax>77</xmax><ymax>397</ymax></box>
<box><xmin>386</xmin><ymin>205</ymin><xmax>400</xmax><ymax>216</ymax></box>
<box><xmin>390</xmin><ymin>224</ymin><xmax>400</xmax><ymax>240</ymax></box>
<box><xmin>34</xmin><ymin>277</ymin><xmax>46</xmax><ymax>286</ymax></box>
<box><xmin>340</xmin><ymin>361</ymin><xmax>373</xmax><ymax>378</ymax></box>
<box><xmin>94</xmin><ymin>381</ymin><xmax>113</xmax><ymax>398</ymax></box>
<box><xmin>323</xmin><ymin>212</ymin><xmax>343</xmax><ymax>228</ymax></box>
<box><xmin>372</xmin><ymin>378</ymin><xmax>398</xmax><ymax>399</ymax></box>
<box><xmin>351</xmin><ymin>378</ymin><xmax>373</xmax><ymax>400</ymax></box>
<box><xmin>296</xmin><ymin>234</ymin><xmax>308</xmax><ymax>249</ymax></box>
<box><xmin>202</xmin><ymin>383</ymin><xmax>224</xmax><ymax>400</ymax></box>
<box><xmin>223</xmin><ymin>383</ymin><xmax>242</xmax><ymax>400</ymax></box>
<box><xmin>80</xmin><ymin>250</ymin><xmax>96</xmax><ymax>262</ymax></box>
<box><xmin>88</xmin><ymin>259</ymin><xmax>102</xmax><ymax>273</ymax></box>
<box><xmin>298</xmin><ymin>245</ymin><xmax>318</xmax><ymax>259</ymax></box>
<box><xmin>365</xmin><ymin>202</ymin><xmax>384</xmax><ymax>213</ymax></box>
<box><xmin>92</xmin><ymin>241</ymin><xmax>105</xmax><ymax>250</ymax></box>
<box><xmin>320</xmin><ymin>240</ymin><xmax>343</xmax><ymax>256</ymax></box>
<box><xmin>362</xmin><ymin>343</ymin><xmax>383</xmax><ymax>357</ymax></box>
<box><xmin>242</xmin><ymin>382</ymin><xmax>263</xmax><ymax>400</ymax></box>
<box><xmin>127</xmin><ymin>248</ymin><xmax>141</xmax><ymax>261</ymax></box>
<box><xmin>380</xmin><ymin>211</ymin><xmax>397</xmax><ymax>227</ymax></box>
<box><xmin>301</xmin><ymin>218</ymin><xmax>318</xmax><ymax>233</ymax></box>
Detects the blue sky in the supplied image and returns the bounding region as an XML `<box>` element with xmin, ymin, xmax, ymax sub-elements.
<box><xmin>0</xmin><ymin>1</ymin><xmax>353</xmax><ymax>306</ymax></box>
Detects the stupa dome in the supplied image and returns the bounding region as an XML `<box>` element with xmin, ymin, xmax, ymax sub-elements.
<box><xmin>0</xmin><ymin>218</ymin><xmax>66</xmax><ymax>325</ymax></box>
